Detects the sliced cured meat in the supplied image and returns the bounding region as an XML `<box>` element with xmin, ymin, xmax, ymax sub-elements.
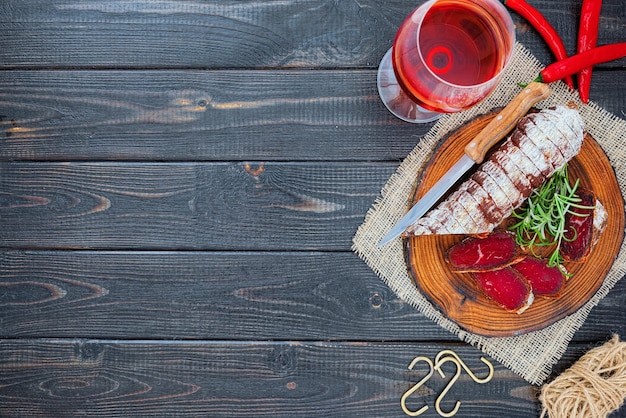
<box><xmin>446</xmin><ymin>232</ymin><xmax>521</xmax><ymax>272</ymax></box>
<box><xmin>498</xmin><ymin>141</ymin><xmax>545</xmax><ymax>189</ymax></box>
<box><xmin>441</xmin><ymin>191</ymin><xmax>480</xmax><ymax>232</ymax></box>
<box><xmin>561</xmin><ymin>189</ymin><xmax>596</xmax><ymax>262</ymax></box>
<box><xmin>407</xmin><ymin>224</ymin><xmax>431</xmax><ymax>235</ymax></box>
<box><xmin>512</xmin><ymin>256</ymin><xmax>565</xmax><ymax>296</ymax></box>
<box><xmin>481</xmin><ymin>160</ymin><xmax>522</xmax><ymax>208</ymax></box>
<box><xmin>471</xmin><ymin>170</ymin><xmax>514</xmax><ymax>215</ymax></box>
<box><xmin>489</xmin><ymin>145</ymin><xmax>533</xmax><ymax>197</ymax></box>
<box><xmin>460</xmin><ymin>178</ymin><xmax>505</xmax><ymax>226</ymax></box>
<box><xmin>522</xmin><ymin>116</ymin><xmax>567</xmax><ymax>170</ymax></box>
<box><xmin>427</xmin><ymin>208</ymin><xmax>453</xmax><ymax>233</ymax></box>
<box><xmin>403</xmin><ymin>106</ymin><xmax>585</xmax><ymax>237</ymax></box>
<box><xmin>541</xmin><ymin>107</ymin><xmax>585</xmax><ymax>155</ymax></box>
<box><xmin>471</xmin><ymin>268</ymin><xmax>534</xmax><ymax>313</ymax></box>
<box><xmin>528</xmin><ymin>112</ymin><xmax>577</xmax><ymax>161</ymax></box>
<box><xmin>509</xmin><ymin>129</ymin><xmax>553</xmax><ymax>177</ymax></box>
<box><xmin>405</xmin><ymin>207</ymin><xmax>450</xmax><ymax>235</ymax></box>
<box><xmin>453</xmin><ymin>189</ymin><xmax>493</xmax><ymax>232</ymax></box>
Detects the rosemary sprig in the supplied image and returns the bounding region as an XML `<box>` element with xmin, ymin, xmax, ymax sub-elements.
<box><xmin>508</xmin><ymin>163</ymin><xmax>594</xmax><ymax>267</ymax></box>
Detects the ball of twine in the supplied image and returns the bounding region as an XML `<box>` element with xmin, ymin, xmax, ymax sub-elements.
<box><xmin>539</xmin><ymin>335</ymin><xmax>626</xmax><ymax>418</ymax></box>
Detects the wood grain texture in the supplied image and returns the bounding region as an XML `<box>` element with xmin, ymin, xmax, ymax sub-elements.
<box><xmin>0</xmin><ymin>162</ymin><xmax>397</xmax><ymax>250</ymax></box>
<box><xmin>0</xmin><ymin>70</ymin><xmax>432</xmax><ymax>162</ymax></box>
<box><xmin>0</xmin><ymin>250</ymin><xmax>449</xmax><ymax>340</ymax></box>
<box><xmin>0</xmin><ymin>339</ymin><xmax>543</xmax><ymax>417</ymax></box>
<box><xmin>1</xmin><ymin>250</ymin><xmax>623</xmax><ymax>341</ymax></box>
<box><xmin>2</xmin><ymin>0</ymin><xmax>625</xmax><ymax>416</ymax></box>
<box><xmin>1</xmin><ymin>71</ymin><xmax>625</xmax><ymax>162</ymax></box>
<box><xmin>1</xmin><ymin>0</ymin><xmax>623</xmax><ymax>70</ymax></box>
<box><xmin>0</xmin><ymin>0</ymin><xmax>395</xmax><ymax>69</ymax></box>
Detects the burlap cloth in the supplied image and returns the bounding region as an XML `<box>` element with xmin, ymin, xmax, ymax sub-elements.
<box><xmin>352</xmin><ymin>43</ymin><xmax>626</xmax><ymax>385</ymax></box>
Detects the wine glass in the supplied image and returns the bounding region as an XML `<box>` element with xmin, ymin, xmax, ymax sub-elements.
<box><xmin>377</xmin><ymin>0</ymin><xmax>516</xmax><ymax>123</ymax></box>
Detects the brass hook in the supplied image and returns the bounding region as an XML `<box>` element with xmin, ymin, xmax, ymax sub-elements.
<box><xmin>433</xmin><ymin>356</ymin><xmax>462</xmax><ymax>418</ymax></box>
<box><xmin>400</xmin><ymin>356</ymin><xmax>434</xmax><ymax>416</ymax></box>
<box><xmin>434</xmin><ymin>350</ymin><xmax>494</xmax><ymax>384</ymax></box>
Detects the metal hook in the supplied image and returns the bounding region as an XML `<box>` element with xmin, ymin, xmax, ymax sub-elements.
<box><xmin>433</xmin><ymin>356</ymin><xmax>462</xmax><ymax>418</ymax></box>
<box><xmin>400</xmin><ymin>356</ymin><xmax>434</xmax><ymax>416</ymax></box>
<box><xmin>434</xmin><ymin>350</ymin><xmax>494</xmax><ymax>384</ymax></box>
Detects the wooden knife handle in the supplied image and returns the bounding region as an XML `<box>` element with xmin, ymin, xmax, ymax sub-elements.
<box><xmin>464</xmin><ymin>82</ymin><xmax>552</xmax><ymax>163</ymax></box>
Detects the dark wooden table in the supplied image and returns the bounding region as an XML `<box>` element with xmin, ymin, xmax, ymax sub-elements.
<box><xmin>1</xmin><ymin>1</ymin><xmax>625</xmax><ymax>416</ymax></box>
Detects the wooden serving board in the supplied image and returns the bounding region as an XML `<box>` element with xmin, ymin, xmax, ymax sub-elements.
<box><xmin>404</xmin><ymin>111</ymin><xmax>625</xmax><ymax>337</ymax></box>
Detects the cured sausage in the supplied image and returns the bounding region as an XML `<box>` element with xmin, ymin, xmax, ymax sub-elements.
<box><xmin>404</xmin><ymin>106</ymin><xmax>585</xmax><ymax>237</ymax></box>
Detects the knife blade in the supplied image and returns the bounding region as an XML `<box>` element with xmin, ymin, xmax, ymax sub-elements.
<box><xmin>378</xmin><ymin>82</ymin><xmax>551</xmax><ymax>247</ymax></box>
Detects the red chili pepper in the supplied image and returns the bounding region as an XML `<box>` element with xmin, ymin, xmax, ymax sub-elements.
<box><xmin>538</xmin><ymin>42</ymin><xmax>626</xmax><ymax>84</ymax></box>
<box><xmin>504</xmin><ymin>0</ymin><xmax>575</xmax><ymax>89</ymax></box>
<box><xmin>577</xmin><ymin>0</ymin><xmax>602</xmax><ymax>103</ymax></box>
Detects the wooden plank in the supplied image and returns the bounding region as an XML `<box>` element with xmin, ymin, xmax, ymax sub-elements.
<box><xmin>0</xmin><ymin>0</ymin><xmax>398</xmax><ymax>68</ymax></box>
<box><xmin>0</xmin><ymin>250</ymin><xmax>445</xmax><ymax>340</ymax></box>
<box><xmin>4</xmin><ymin>0</ymin><xmax>623</xmax><ymax>69</ymax></box>
<box><xmin>0</xmin><ymin>339</ymin><xmax>545</xmax><ymax>417</ymax></box>
<box><xmin>0</xmin><ymin>161</ymin><xmax>394</xmax><ymax>250</ymax></box>
<box><xmin>1</xmin><ymin>70</ymin><xmax>625</xmax><ymax>162</ymax></box>
<box><xmin>0</xmin><ymin>70</ymin><xmax>431</xmax><ymax>162</ymax></box>
<box><xmin>1</xmin><ymin>250</ymin><xmax>623</xmax><ymax>341</ymax></box>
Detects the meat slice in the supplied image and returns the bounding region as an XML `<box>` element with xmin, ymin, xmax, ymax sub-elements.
<box><xmin>471</xmin><ymin>268</ymin><xmax>534</xmax><ymax>313</ymax></box>
<box><xmin>407</xmin><ymin>224</ymin><xmax>431</xmax><ymax>235</ymax></box>
<box><xmin>446</xmin><ymin>232</ymin><xmax>521</xmax><ymax>272</ymax></box>
<box><xmin>561</xmin><ymin>189</ymin><xmax>596</xmax><ymax>262</ymax></box>
<box><xmin>512</xmin><ymin>256</ymin><xmax>565</xmax><ymax>296</ymax></box>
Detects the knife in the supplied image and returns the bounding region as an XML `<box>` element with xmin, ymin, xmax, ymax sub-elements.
<box><xmin>378</xmin><ymin>82</ymin><xmax>552</xmax><ymax>247</ymax></box>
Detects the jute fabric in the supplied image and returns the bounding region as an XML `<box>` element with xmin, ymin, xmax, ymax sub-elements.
<box><xmin>352</xmin><ymin>43</ymin><xmax>626</xmax><ymax>385</ymax></box>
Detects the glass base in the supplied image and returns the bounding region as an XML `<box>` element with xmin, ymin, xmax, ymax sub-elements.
<box><xmin>377</xmin><ymin>48</ymin><xmax>442</xmax><ymax>123</ymax></box>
